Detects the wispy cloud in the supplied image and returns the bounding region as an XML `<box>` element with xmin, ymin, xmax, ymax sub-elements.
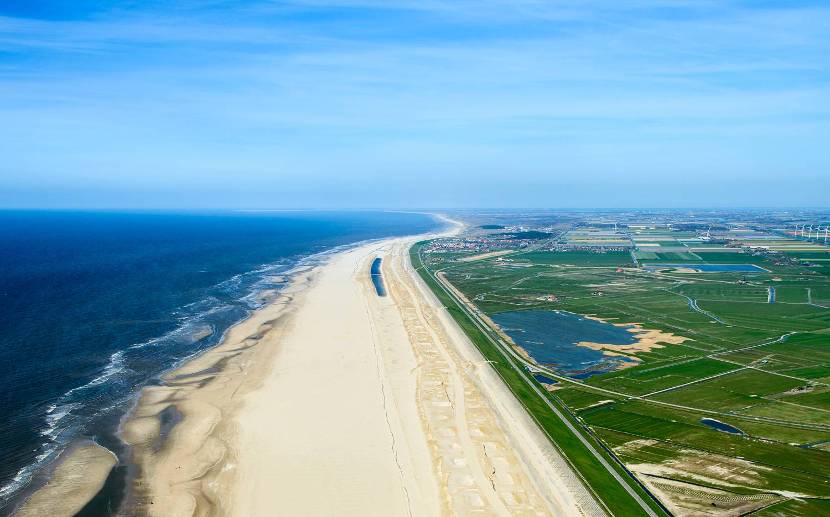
<box><xmin>0</xmin><ymin>0</ymin><xmax>828</xmax><ymax>208</ymax></box>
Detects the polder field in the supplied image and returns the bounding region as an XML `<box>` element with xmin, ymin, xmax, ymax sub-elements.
<box><xmin>416</xmin><ymin>235</ymin><xmax>830</xmax><ymax>516</ymax></box>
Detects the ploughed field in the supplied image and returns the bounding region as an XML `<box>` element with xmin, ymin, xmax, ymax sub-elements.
<box><xmin>422</xmin><ymin>246</ymin><xmax>830</xmax><ymax>515</ymax></box>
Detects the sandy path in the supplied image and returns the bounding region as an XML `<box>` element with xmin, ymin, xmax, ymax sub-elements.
<box><xmin>388</xmin><ymin>240</ymin><xmax>596</xmax><ymax>516</ymax></box>
<box><xmin>405</xmin><ymin>246</ymin><xmax>605</xmax><ymax>517</ymax></box>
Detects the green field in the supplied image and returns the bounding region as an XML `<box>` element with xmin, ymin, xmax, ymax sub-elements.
<box><xmin>411</xmin><ymin>243</ymin><xmax>667</xmax><ymax>516</ymax></box>
<box><xmin>416</xmin><ymin>235</ymin><xmax>830</xmax><ymax>514</ymax></box>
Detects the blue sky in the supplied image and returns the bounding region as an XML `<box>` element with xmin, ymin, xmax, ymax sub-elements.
<box><xmin>0</xmin><ymin>1</ymin><xmax>828</xmax><ymax>208</ymax></box>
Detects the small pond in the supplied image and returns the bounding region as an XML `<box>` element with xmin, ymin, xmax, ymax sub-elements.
<box><xmin>700</xmin><ymin>417</ymin><xmax>745</xmax><ymax>435</ymax></box>
<box><xmin>370</xmin><ymin>257</ymin><xmax>386</xmax><ymax>296</ymax></box>
<box><xmin>533</xmin><ymin>373</ymin><xmax>558</xmax><ymax>385</ymax></box>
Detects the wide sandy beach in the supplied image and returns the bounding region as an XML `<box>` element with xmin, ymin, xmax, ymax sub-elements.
<box><xmin>22</xmin><ymin>218</ymin><xmax>598</xmax><ymax>516</ymax></box>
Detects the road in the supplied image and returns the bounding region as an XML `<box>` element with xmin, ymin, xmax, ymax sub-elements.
<box><xmin>425</xmin><ymin>258</ymin><xmax>830</xmax><ymax>433</ymax></box>
<box><xmin>419</xmin><ymin>253</ymin><xmax>662</xmax><ymax>517</ymax></box>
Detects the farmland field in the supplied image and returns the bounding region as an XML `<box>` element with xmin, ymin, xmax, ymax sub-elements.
<box><xmin>418</xmin><ymin>223</ymin><xmax>830</xmax><ymax>514</ymax></box>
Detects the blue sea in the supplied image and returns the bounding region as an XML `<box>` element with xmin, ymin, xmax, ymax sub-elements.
<box><xmin>0</xmin><ymin>210</ymin><xmax>439</xmax><ymax>514</ymax></box>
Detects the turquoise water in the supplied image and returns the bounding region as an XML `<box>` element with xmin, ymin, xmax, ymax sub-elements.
<box><xmin>492</xmin><ymin>310</ymin><xmax>638</xmax><ymax>378</ymax></box>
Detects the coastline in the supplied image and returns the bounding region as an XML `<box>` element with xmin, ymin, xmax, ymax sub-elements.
<box><xmin>10</xmin><ymin>260</ymin><xmax>318</xmax><ymax>517</ymax></box>
<box><xmin>5</xmin><ymin>237</ymin><xmax>397</xmax><ymax>516</ymax></box>
<box><xmin>118</xmin><ymin>220</ymin><xmax>462</xmax><ymax>515</ymax></box>
<box><xmin>15</xmin><ymin>214</ymin><xmax>594</xmax><ymax>516</ymax></box>
<box><xmin>119</xmin><ymin>265</ymin><xmax>315</xmax><ymax>515</ymax></box>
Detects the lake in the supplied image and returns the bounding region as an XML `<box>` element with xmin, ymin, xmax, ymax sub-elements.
<box><xmin>492</xmin><ymin>310</ymin><xmax>638</xmax><ymax>378</ymax></box>
<box><xmin>700</xmin><ymin>418</ymin><xmax>745</xmax><ymax>435</ymax></box>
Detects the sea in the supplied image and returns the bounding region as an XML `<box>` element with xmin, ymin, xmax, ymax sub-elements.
<box><xmin>0</xmin><ymin>210</ymin><xmax>439</xmax><ymax>514</ymax></box>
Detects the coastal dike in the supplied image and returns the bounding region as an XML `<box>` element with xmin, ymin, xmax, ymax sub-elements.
<box><xmin>18</xmin><ymin>218</ymin><xmax>597</xmax><ymax>516</ymax></box>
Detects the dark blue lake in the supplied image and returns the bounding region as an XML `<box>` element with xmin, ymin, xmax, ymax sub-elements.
<box><xmin>492</xmin><ymin>310</ymin><xmax>638</xmax><ymax>378</ymax></box>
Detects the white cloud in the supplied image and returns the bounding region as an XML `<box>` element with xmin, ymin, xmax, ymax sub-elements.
<box><xmin>0</xmin><ymin>0</ymin><xmax>828</xmax><ymax>207</ymax></box>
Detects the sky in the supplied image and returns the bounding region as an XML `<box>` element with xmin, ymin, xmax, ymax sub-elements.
<box><xmin>0</xmin><ymin>0</ymin><xmax>828</xmax><ymax>209</ymax></box>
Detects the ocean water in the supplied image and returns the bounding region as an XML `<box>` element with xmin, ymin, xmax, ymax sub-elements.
<box><xmin>492</xmin><ymin>310</ymin><xmax>638</xmax><ymax>378</ymax></box>
<box><xmin>0</xmin><ymin>210</ymin><xmax>439</xmax><ymax>513</ymax></box>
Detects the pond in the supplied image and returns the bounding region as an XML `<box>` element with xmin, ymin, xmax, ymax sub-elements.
<box><xmin>700</xmin><ymin>417</ymin><xmax>745</xmax><ymax>435</ymax></box>
<box><xmin>492</xmin><ymin>310</ymin><xmax>639</xmax><ymax>378</ymax></box>
<box><xmin>532</xmin><ymin>373</ymin><xmax>558</xmax><ymax>385</ymax></box>
<box><xmin>370</xmin><ymin>257</ymin><xmax>386</xmax><ymax>296</ymax></box>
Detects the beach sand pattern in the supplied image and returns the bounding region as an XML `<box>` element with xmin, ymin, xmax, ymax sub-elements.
<box><xmin>386</xmin><ymin>242</ymin><xmax>595</xmax><ymax>515</ymax></box>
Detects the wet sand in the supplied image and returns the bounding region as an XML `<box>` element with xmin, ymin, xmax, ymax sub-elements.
<box><xmin>14</xmin><ymin>443</ymin><xmax>116</xmax><ymax>517</ymax></box>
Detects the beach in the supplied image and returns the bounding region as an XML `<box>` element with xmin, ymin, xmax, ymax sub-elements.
<box><xmin>19</xmin><ymin>219</ymin><xmax>594</xmax><ymax>516</ymax></box>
